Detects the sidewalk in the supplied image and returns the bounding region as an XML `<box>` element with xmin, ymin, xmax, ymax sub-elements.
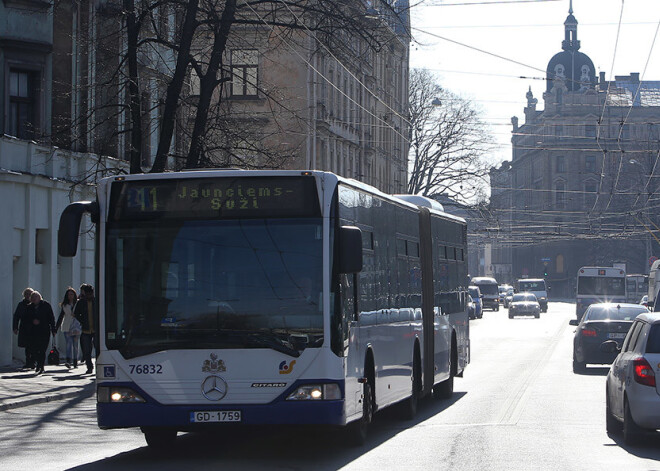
<box><xmin>0</xmin><ymin>360</ymin><xmax>95</xmax><ymax>412</ymax></box>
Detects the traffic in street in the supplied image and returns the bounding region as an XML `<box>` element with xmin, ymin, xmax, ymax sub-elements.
<box><xmin>2</xmin><ymin>301</ymin><xmax>659</xmax><ymax>471</ymax></box>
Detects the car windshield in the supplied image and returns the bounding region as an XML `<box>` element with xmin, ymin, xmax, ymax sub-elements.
<box><xmin>513</xmin><ymin>294</ymin><xmax>536</xmax><ymax>302</ymax></box>
<box><xmin>468</xmin><ymin>288</ymin><xmax>480</xmax><ymax>298</ymax></box>
<box><xmin>519</xmin><ymin>281</ymin><xmax>545</xmax><ymax>291</ymax></box>
<box><xmin>475</xmin><ymin>283</ymin><xmax>498</xmax><ymax>295</ymax></box>
<box><xmin>105</xmin><ymin>218</ymin><xmax>324</xmax><ymax>358</ymax></box>
<box><xmin>583</xmin><ymin>305</ymin><xmax>646</xmax><ymax>321</ymax></box>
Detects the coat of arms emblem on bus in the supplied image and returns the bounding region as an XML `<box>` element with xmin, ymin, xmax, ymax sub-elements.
<box><xmin>202</xmin><ymin>353</ymin><xmax>226</xmax><ymax>373</ymax></box>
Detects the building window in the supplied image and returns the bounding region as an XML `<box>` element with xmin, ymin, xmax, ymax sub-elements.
<box><xmin>8</xmin><ymin>69</ymin><xmax>38</xmax><ymax>139</ymax></box>
<box><xmin>555</xmin><ymin>181</ymin><xmax>565</xmax><ymax>209</ymax></box>
<box><xmin>556</xmin><ymin>155</ymin><xmax>565</xmax><ymax>173</ymax></box>
<box><xmin>35</xmin><ymin>229</ymin><xmax>47</xmax><ymax>264</ymax></box>
<box><xmin>230</xmin><ymin>50</ymin><xmax>258</xmax><ymax>97</ymax></box>
<box><xmin>554</xmin><ymin>123</ymin><xmax>562</xmax><ymax>138</ymax></box>
<box><xmin>585</xmin><ymin>124</ymin><xmax>596</xmax><ymax>138</ymax></box>
<box><xmin>584</xmin><ymin>180</ymin><xmax>598</xmax><ymax>206</ymax></box>
<box><xmin>585</xmin><ymin>155</ymin><xmax>596</xmax><ymax>173</ymax></box>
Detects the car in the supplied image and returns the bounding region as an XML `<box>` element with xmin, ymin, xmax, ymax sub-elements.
<box><xmin>508</xmin><ymin>293</ymin><xmax>540</xmax><ymax>319</ymax></box>
<box><xmin>569</xmin><ymin>303</ymin><xmax>648</xmax><ymax>373</ymax></box>
<box><xmin>516</xmin><ymin>278</ymin><xmax>549</xmax><ymax>313</ymax></box>
<box><xmin>468</xmin><ymin>286</ymin><xmax>483</xmax><ymax>319</ymax></box>
<box><xmin>498</xmin><ymin>285</ymin><xmax>512</xmax><ymax>304</ymax></box>
<box><xmin>602</xmin><ymin>312</ymin><xmax>660</xmax><ymax>445</ymax></box>
<box><xmin>639</xmin><ymin>295</ymin><xmax>650</xmax><ymax>309</ymax></box>
<box><xmin>503</xmin><ymin>287</ymin><xmax>514</xmax><ymax>308</ymax></box>
<box><xmin>467</xmin><ymin>295</ymin><xmax>476</xmax><ymax>319</ymax></box>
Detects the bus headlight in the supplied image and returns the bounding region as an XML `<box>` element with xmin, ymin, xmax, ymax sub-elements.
<box><xmin>98</xmin><ymin>386</ymin><xmax>146</xmax><ymax>403</ymax></box>
<box><xmin>286</xmin><ymin>384</ymin><xmax>341</xmax><ymax>400</ymax></box>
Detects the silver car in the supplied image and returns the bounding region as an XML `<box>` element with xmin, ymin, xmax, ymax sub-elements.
<box><xmin>603</xmin><ymin>312</ymin><xmax>660</xmax><ymax>445</ymax></box>
<box><xmin>508</xmin><ymin>293</ymin><xmax>540</xmax><ymax>319</ymax></box>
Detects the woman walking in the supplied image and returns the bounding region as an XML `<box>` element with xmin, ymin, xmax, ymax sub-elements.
<box><xmin>56</xmin><ymin>287</ymin><xmax>81</xmax><ymax>368</ymax></box>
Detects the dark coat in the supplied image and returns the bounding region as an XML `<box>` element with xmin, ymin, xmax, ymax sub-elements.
<box><xmin>74</xmin><ymin>296</ymin><xmax>98</xmax><ymax>334</ymax></box>
<box><xmin>25</xmin><ymin>301</ymin><xmax>56</xmax><ymax>348</ymax></box>
<box><xmin>12</xmin><ymin>299</ymin><xmax>31</xmax><ymax>348</ymax></box>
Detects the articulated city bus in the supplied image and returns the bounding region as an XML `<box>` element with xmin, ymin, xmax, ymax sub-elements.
<box><xmin>58</xmin><ymin>170</ymin><xmax>469</xmax><ymax>448</ymax></box>
<box><xmin>575</xmin><ymin>267</ymin><xmax>626</xmax><ymax>319</ymax></box>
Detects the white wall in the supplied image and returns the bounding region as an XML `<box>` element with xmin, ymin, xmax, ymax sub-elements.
<box><xmin>0</xmin><ymin>136</ymin><xmax>127</xmax><ymax>366</ymax></box>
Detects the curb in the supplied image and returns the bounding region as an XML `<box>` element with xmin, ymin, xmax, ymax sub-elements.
<box><xmin>0</xmin><ymin>382</ymin><xmax>95</xmax><ymax>412</ymax></box>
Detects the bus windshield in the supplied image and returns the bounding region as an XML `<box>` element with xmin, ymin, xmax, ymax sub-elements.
<box><xmin>577</xmin><ymin>276</ymin><xmax>625</xmax><ymax>296</ymax></box>
<box><xmin>105</xmin><ymin>218</ymin><xmax>324</xmax><ymax>358</ymax></box>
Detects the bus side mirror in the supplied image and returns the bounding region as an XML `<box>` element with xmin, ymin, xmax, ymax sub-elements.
<box><xmin>58</xmin><ymin>201</ymin><xmax>99</xmax><ymax>257</ymax></box>
<box><xmin>339</xmin><ymin>226</ymin><xmax>363</xmax><ymax>274</ymax></box>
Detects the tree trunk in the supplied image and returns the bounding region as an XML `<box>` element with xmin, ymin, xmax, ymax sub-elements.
<box><xmin>124</xmin><ymin>0</ymin><xmax>143</xmax><ymax>174</ymax></box>
<box><xmin>185</xmin><ymin>0</ymin><xmax>237</xmax><ymax>169</ymax></box>
<box><xmin>150</xmin><ymin>0</ymin><xmax>200</xmax><ymax>173</ymax></box>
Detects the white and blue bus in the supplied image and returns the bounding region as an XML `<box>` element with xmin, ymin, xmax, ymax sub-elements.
<box><xmin>576</xmin><ymin>266</ymin><xmax>627</xmax><ymax>320</ymax></box>
<box><xmin>58</xmin><ymin>171</ymin><xmax>469</xmax><ymax>447</ymax></box>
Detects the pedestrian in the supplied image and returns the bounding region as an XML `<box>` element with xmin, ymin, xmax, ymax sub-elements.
<box><xmin>74</xmin><ymin>284</ymin><xmax>98</xmax><ymax>374</ymax></box>
<box><xmin>56</xmin><ymin>287</ymin><xmax>81</xmax><ymax>368</ymax></box>
<box><xmin>12</xmin><ymin>287</ymin><xmax>34</xmax><ymax>369</ymax></box>
<box><xmin>26</xmin><ymin>291</ymin><xmax>56</xmax><ymax>375</ymax></box>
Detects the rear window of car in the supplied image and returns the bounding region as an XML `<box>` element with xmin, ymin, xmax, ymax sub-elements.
<box><xmin>584</xmin><ymin>306</ymin><xmax>647</xmax><ymax>321</ymax></box>
<box><xmin>646</xmin><ymin>325</ymin><xmax>660</xmax><ymax>353</ymax></box>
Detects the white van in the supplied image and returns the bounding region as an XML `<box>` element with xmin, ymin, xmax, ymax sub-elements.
<box><xmin>516</xmin><ymin>278</ymin><xmax>548</xmax><ymax>312</ymax></box>
<box><xmin>470</xmin><ymin>277</ymin><xmax>500</xmax><ymax>311</ymax></box>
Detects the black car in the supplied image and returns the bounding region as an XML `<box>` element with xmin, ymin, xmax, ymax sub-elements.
<box><xmin>570</xmin><ymin>303</ymin><xmax>648</xmax><ymax>373</ymax></box>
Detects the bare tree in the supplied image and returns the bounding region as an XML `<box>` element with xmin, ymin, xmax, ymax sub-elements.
<box><xmin>52</xmin><ymin>0</ymin><xmax>408</xmax><ymax>174</ymax></box>
<box><xmin>407</xmin><ymin>68</ymin><xmax>493</xmax><ymax>203</ymax></box>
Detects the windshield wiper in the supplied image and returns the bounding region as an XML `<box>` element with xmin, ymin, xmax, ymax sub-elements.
<box><xmin>244</xmin><ymin>331</ymin><xmax>301</xmax><ymax>358</ymax></box>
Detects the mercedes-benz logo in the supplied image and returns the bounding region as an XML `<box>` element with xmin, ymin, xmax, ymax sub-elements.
<box><xmin>201</xmin><ymin>375</ymin><xmax>228</xmax><ymax>401</ymax></box>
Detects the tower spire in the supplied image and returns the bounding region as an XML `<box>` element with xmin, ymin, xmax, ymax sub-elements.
<box><xmin>569</xmin><ymin>0</ymin><xmax>573</xmax><ymax>15</ymax></box>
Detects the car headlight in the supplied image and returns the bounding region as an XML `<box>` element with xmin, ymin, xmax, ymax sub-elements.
<box><xmin>286</xmin><ymin>384</ymin><xmax>341</xmax><ymax>400</ymax></box>
<box><xmin>97</xmin><ymin>386</ymin><xmax>146</xmax><ymax>403</ymax></box>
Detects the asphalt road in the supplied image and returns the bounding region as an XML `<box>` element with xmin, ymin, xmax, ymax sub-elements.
<box><xmin>2</xmin><ymin>302</ymin><xmax>659</xmax><ymax>470</ymax></box>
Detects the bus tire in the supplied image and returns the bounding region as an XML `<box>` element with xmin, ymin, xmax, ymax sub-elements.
<box><xmin>143</xmin><ymin>428</ymin><xmax>177</xmax><ymax>449</ymax></box>
<box><xmin>433</xmin><ymin>341</ymin><xmax>456</xmax><ymax>400</ymax></box>
<box><xmin>347</xmin><ymin>381</ymin><xmax>373</xmax><ymax>446</ymax></box>
<box><xmin>400</xmin><ymin>348</ymin><xmax>421</xmax><ymax>420</ymax></box>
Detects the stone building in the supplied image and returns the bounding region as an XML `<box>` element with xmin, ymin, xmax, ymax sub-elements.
<box><xmin>490</xmin><ymin>5</ymin><xmax>660</xmax><ymax>298</ymax></box>
<box><xmin>210</xmin><ymin>1</ymin><xmax>410</xmax><ymax>193</ymax></box>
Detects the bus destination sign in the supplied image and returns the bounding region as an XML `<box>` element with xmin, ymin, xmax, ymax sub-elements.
<box><xmin>110</xmin><ymin>176</ymin><xmax>320</xmax><ymax>220</ymax></box>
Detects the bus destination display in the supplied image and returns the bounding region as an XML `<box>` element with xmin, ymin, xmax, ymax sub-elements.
<box><xmin>110</xmin><ymin>176</ymin><xmax>319</xmax><ymax>219</ymax></box>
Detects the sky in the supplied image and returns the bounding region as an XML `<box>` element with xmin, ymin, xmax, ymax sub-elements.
<box><xmin>409</xmin><ymin>0</ymin><xmax>660</xmax><ymax>165</ymax></box>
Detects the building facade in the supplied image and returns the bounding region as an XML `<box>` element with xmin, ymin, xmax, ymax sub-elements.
<box><xmin>491</xmin><ymin>6</ymin><xmax>660</xmax><ymax>298</ymax></box>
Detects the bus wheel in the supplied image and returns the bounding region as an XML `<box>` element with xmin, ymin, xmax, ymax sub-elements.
<box><xmin>347</xmin><ymin>382</ymin><xmax>373</xmax><ymax>446</ymax></box>
<box><xmin>400</xmin><ymin>353</ymin><xmax>421</xmax><ymax>420</ymax></box>
<box><xmin>433</xmin><ymin>343</ymin><xmax>456</xmax><ymax>400</ymax></box>
<box><xmin>143</xmin><ymin>428</ymin><xmax>177</xmax><ymax>449</ymax></box>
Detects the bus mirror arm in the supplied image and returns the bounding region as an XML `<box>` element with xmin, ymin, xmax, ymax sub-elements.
<box><xmin>58</xmin><ymin>201</ymin><xmax>100</xmax><ymax>257</ymax></box>
<box><xmin>339</xmin><ymin>226</ymin><xmax>363</xmax><ymax>274</ymax></box>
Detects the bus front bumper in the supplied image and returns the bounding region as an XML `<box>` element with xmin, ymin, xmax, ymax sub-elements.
<box><xmin>96</xmin><ymin>381</ymin><xmax>346</xmax><ymax>429</ymax></box>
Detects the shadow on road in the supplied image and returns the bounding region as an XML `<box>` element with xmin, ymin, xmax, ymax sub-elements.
<box><xmin>66</xmin><ymin>392</ymin><xmax>468</xmax><ymax>470</ymax></box>
<box><xmin>573</xmin><ymin>366</ymin><xmax>610</xmax><ymax>376</ymax></box>
<box><xmin>605</xmin><ymin>431</ymin><xmax>660</xmax><ymax>459</ymax></box>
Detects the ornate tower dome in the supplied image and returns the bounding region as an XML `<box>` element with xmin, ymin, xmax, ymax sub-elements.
<box><xmin>546</xmin><ymin>1</ymin><xmax>596</xmax><ymax>93</ymax></box>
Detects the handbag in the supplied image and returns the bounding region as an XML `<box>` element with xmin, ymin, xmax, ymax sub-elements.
<box><xmin>69</xmin><ymin>318</ymin><xmax>82</xmax><ymax>336</ymax></box>
<box><xmin>47</xmin><ymin>340</ymin><xmax>60</xmax><ymax>366</ymax></box>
